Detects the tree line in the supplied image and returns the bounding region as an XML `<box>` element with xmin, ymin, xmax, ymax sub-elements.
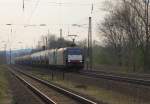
<box><xmin>98</xmin><ymin>0</ymin><xmax>150</xmax><ymax>72</ymax></box>
<box><xmin>31</xmin><ymin>34</ymin><xmax>75</xmax><ymax>53</ymax></box>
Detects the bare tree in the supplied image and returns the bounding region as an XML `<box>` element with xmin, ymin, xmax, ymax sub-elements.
<box><xmin>98</xmin><ymin>0</ymin><xmax>150</xmax><ymax>71</ymax></box>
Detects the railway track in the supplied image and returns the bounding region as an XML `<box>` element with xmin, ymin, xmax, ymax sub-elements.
<box><xmin>8</xmin><ymin>66</ymin><xmax>98</xmax><ymax>104</ymax></box>
<box><xmin>14</xmin><ymin>65</ymin><xmax>150</xmax><ymax>86</ymax></box>
<box><xmin>80</xmin><ymin>70</ymin><xmax>150</xmax><ymax>86</ymax></box>
<box><xmin>83</xmin><ymin>69</ymin><xmax>150</xmax><ymax>80</ymax></box>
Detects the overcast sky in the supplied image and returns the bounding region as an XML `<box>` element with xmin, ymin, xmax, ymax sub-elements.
<box><xmin>0</xmin><ymin>0</ymin><xmax>108</xmax><ymax>50</ymax></box>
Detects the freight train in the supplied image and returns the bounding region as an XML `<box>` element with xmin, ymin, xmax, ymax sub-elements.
<box><xmin>15</xmin><ymin>47</ymin><xmax>84</xmax><ymax>71</ymax></box>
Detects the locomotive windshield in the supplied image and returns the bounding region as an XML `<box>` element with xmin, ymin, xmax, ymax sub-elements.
<box><xmin>68</xmin><ymin>49</ymin><xmax>82</xmax><ymax>55</ymax></box>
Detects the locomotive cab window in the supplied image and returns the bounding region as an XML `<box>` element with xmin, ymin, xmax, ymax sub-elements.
<box><xmin>67</xmin><ymin>49</ymin><xmax>82</xmax><ymax>55</ymax></box>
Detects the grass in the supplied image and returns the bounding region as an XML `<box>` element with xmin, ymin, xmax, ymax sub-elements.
<box><xmin>0</xmin><ymin>65</ymin><xmax>12</xmax><ymax>104</ymax></box>
<box><xmin>93</xmin><ymin>64</ymin><xmax>145</xmax><ymax>74</ymax></box>
<box><xmin>31</xmin><ymin>71</ymin><xmax>148</xmax><ymax>104</ymax></box>
<box><xmin>24</xmin><ymin>67</ymin><xmax>150</xmax><ymax>104</ymax></box>
<box><xmin>51</xmin><ymin>80</ymin><xmax>144</xmax><ymax>104</ymax></box>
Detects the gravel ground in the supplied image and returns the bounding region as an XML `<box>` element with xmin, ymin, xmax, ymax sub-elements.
<box><xmin>7</xmin><ymin>71</ymin><xmax>46</xmax><ymax>104</ymax></box>
<box><xmin>18</xmin><ymin>72</ymin><xmax>81</xmax><ymax>104</ymax></box>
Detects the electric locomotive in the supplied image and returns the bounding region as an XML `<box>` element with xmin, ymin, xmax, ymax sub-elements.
<box><xmin>66</xmin><ymin>47</ymin><xmax>84</xmax><ymax>68</ymax></box>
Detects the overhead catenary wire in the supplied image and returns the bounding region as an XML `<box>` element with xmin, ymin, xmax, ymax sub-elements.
<box><xmin>24</xmin><ymin>1</ymin><xmax>100</xmax><ymax>9</ymax></box>
<box><xmin>23</xmin><ymin>1</ymin><xmax>100</xmax><ymax>6</ymax></box>
<box><xmin>0</xmin><ymin>0</ymin><xmax>101</xmax><ymax>50</ymax></box>
<box><xmin>25</xmin><ymin>0</ymin><xmax>100</xmax><ymax>25</ymax></box>
<box><xmin>27</xmin><ymin>0</ymin><xmax>40</xmax><ymax>23</ymax></box>
<box><xmin>23</xmin><ymin>0</ymin><xmax>24</xmax><ymax>12</ymax></box>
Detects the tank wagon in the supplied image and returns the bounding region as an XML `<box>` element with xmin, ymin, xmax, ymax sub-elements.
<box><xmin>15</xmin><ymin>47</ymin><xmax>84</xmax><ymax>71</ymax></box>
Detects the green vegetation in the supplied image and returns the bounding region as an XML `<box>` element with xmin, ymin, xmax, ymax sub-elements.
<box><xmin>35</xmin><ymin>72</ymin><xmax>147</xmax><ymax>104</ymax></box>
<box><xmin>0</xmin><ymin>51</ymin><xmax>6</xmax><ymax>65</ymax></box>
<box><xmin>92</xmin><ymin>45</ymin><xmax>146</xmax><ymax>73</ymax></box>
<box><xmin>52</xmin><ymin>80</ymin><xmax>147</xmax><ymax>104</ymax></box>
<box><xmin>0</xmin><ymin>65</ymin><xmax>12</xmax><ymax>104</ymax></box>
<box><xmin>93</xmin><ymin>46</ymin><xmax>114</xmax><ymax>65</ymax></box>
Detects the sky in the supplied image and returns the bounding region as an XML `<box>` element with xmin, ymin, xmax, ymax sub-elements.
<box><xmin>0</xmin><ymin>0</ymin><xmax>109</xmax><ymax>50</ymax></box>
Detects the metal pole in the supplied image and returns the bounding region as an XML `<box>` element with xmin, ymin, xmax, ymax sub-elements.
<box><xmin>88</xmin><ymin>17</ymin><xmax>92</xmax><ymax>70</ymax></box>
<box><xmin>23</xmin><ymin>0</ymin><xmax>24</xmax><ymax>11</ymax></box>
<box><xmin>87</xmin><ymin>18</ymin><xmax>90</xmax><ymax>70</ymax></box>
<box><xmin>51</xmin><ymin>71</ymin><xmax>54</xmax><ymax>80</ymax></box>
<box><xmin>60</xmin><ymin>28</ymin><xmax>62</xmax><ymax>39</ymax></box>
<box><xmin>45</xmin><ymin>37</ymin><xmax>48</xmax><ymax>50</ymax></box>
<box><xmin>10</xmin><ymin>48</ymin><xmax>11</xmax><ymax>64</ymax></box>
<box><xmin>47</xmin><ymin>29</ymin><xmax>50</xmax><ymax>49</ymax></box>
<box><xmin>62</xmin><ymin>71</ymin><xmax>65</xmax><ymax>80</ymax></box>
<box><xmin>144</xmin><ymin>0</ymin><xmax>149</xmax><ymax>70</ymax></box>
<box><xmin>90</xmin><ymin>17</ymin><xmax>93</xmax><ymax>70</ymax></box>
<box><xmin>59</xmin><ymin>28</ymin><xmax>63</xmax><ymax>48</ymax></box>
<box><xmin>4</xmin><ymin>44</ymin><xmax>7</xmax><ymax>64</ymax></box>
<box><xmin>10</xmin><ymin>28</ymin><xmax>12</xmax><ymax>64</ymax></box>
